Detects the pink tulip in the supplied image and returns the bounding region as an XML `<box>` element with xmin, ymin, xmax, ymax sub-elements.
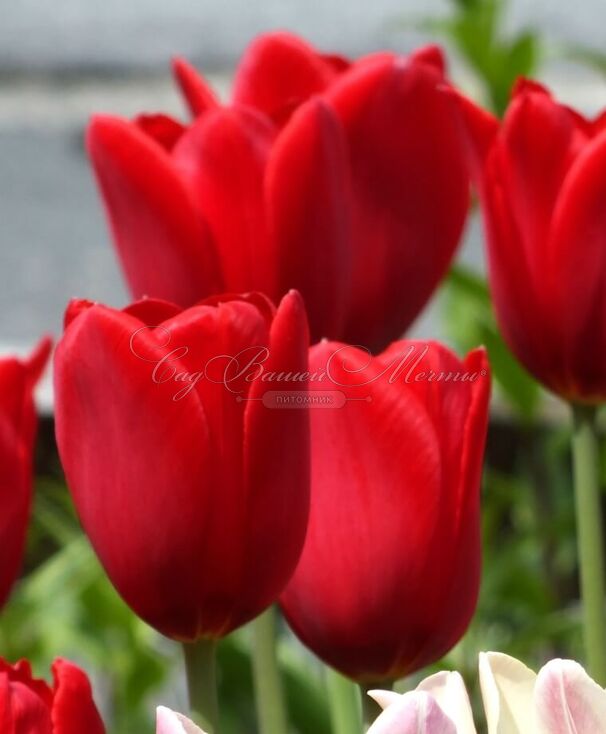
<box><xmin>156</xmin><ymin>707</ymin><xmax>206</xmax><ymax>734</ymax></box>
<box><xmin>368</xmin><ymin>692</ymin><xmax>459</xmax><ymax>734</ymax></box>
<box><xmin>480</xmin><ymin>652</ymin><xmax>606</xmax><ymax>734</ymax></box>
<box><xmin>368</xmin><ymin>671</ymin><xmax>476</xmax><ymax>733</ymax></box>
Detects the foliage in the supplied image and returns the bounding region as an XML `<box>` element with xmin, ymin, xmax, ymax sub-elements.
<box><xmin>415</xmin><ymin>0</ymin><xmax>540</xmax><ymax>115</ymax></box>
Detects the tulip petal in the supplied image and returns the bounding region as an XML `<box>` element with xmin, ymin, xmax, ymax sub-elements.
<box><xmin>416</xmin><ymin>349</ymin><xmax>489</xmax><ymax>665</ymax></box>
<box><xmin>25</xmin><ymin>337</ymin><xmax>52</xmax><ymax>387</ymax></box>
<box><xmin>87</xmin><ymin>115</ymin><xmax>221</xmax><ymax>306</ymax></box>
<box><xmin>54</xmin><ymin>305</ymin><xmax>216</xmax><ymax>639</ymax></box>
<box><xmin>497</xmin><ymin>87</ymin><xmax>586</xmax><ymax>290</ymax></box>
<box><xmin>0</xmin><ymin>340</ymin><xmax>48</xmax><ymax>436</ymax></box>
<box><xmin>535</xmin><ymin>659</ymin><xmax>606</xmax><ymax>734</ymax></box>
<box><xmin>172</xmin><ymin>57</ymin><xmax>219</xmax><ymax>118</ymax></box>
<box><xmin>232</xmin><ymin>32</ymin><xmax>340</xmax><ymax>125</ymax></box>
<box><xmin>0</xmin><ymin>659</ymin><xmax>53</xmax><ymax>706</ymax></box>
<box><xmin>281</xmin><ymin>341</ymin><xmax>443</xmax><ymax>679</ymax></box>
<box><xmin>409</xmin><ymin>45</ymin><xmax>446</xmax><ymax>76</ymax></box>
<box><xmin>51</xmin><ymin>659</ymin><xmax>105</xmax><ymax>734</ymax></box>
<box><xmin>417</xmin><ymin>671</ymin><xmax>477</xmax><ymax>734</ymax></box>
<box><xmin>156</xmin><ymin>706</ymin><xmax>206</xmax><ymax>734</ymax></box>
<box><xmin>447</xmin><ymin>91</ymin><xmax>499</xmax><ymax>185</ymax></box>
<box><xmin>367</xmin><ymin>691</ymin><xmax>457</xmax><ymax>734</ymax></box>
<box><xmin>369</xmin><ymin>690</ymin><xmax>403</xmax><ymax>710</ymax></box>
<box><xmin>0</xmin><ymin>340</ymin><xmax>50</xmax><ymax>609</ymax></box>
<box><xmin>266</xmin><ymin>98</ymin><xmax>353</xmax><ymax>341</ymax></box>
<box><xmin>173</xmin><ymin>107</ymin><xmax>275</xmax><ymax>295</ymax></box>
<box><xmin>0</xmin><ymin>674</ymin><xmax>52</xmax><ymax>734</ymax></box>
<box><xmin>135</xmin><ymin>114</ymin><xmax>186</xmax><ymax>151</ymax></box>
<box><xmin>481</xmin><ymin>151</ymin><xmax>566</xmax><ymax>394</ymax></box>
<box><xmin>549</xmin><ymin>130</ymin><xmax>606</xmax><ymax>401</ymax></box>
<box><xmin>123</xmin><ymin>298</ymin><xmax>183</xmax><ymax>324</ymax></box>
<box><xmin>372</xmin><ymin>344</ymin><xmax>489</xmax><ymax>671</ymax></box>
<box><xmin>153</xmin><ymin>298</ymin><xmax>273</xmax><ymax>633</ymax></box>
<box><xmin>0</xmin><ymin>660</ymin><xmax>53</xmax><ymax>730</ymax></box>
<box><xmin>0</xmin><ymin>673</ymin><xmax>11</xmax><ymax>732</ymax></box>
<box><xmin>321</xmin><ymin>53</ymin><xmax>351</xmax><ymax>73</ymax></box>
<box><xmin>328</xmin><ymin>57</ymin><xmax>469</xmax><ymax>350</ymax></box>
<box><xmin>238</xmin><ymin>291</ymin><xmax>311</xmax><ymax>624</ymax></box>
<box><xmin>479</xmin><ymin>652</ymin><xmax>537</xmax><ymax>734</ymax></box>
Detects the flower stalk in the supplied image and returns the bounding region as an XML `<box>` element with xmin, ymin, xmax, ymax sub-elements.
<box><xmin>571</xmin><ymin>403</ymin><xmax>606</xmax><ymax>685</ymax></box>
<box><xmin>326</xmin><ymin>668</ymin><xmax>362</xmax><ymax>734</ymax></box>
<box><xmin>252</xmin><ymin>606</ymin><xmax>288</xmax><ymax>734</ymax></box>
<box><xmin>182</xmin><ymin>639</ymin><xmax>220</xmax><ymax>734</ymax></box>
<box><xmin>359</xmin><ymin>680</ymin><xmax>392</xmax><ymax>730</ymax></box>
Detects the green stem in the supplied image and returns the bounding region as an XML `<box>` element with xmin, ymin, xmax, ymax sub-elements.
<box><xmin>572</xmin><ymin>403</ymin><xmax>606</xmax><ymax>685</ymax></box>
<box><xmin>251</xmin><ymin>607</ymin><xmax>288</xmax><ymax>734</ymax></box>
<box><xmin>326</xmin><ymin>668</ymin><xmax>362</xmax><ymax>734</ymax></box>
<box><xmin>359</xmin><ymin>681</ymin><xmax>392</xmax><ymax>730</ymax></box>
<box><xmin>182</xmin><ymin>639</ymin><xmax>219</xmax><ymax>734</ymax></box>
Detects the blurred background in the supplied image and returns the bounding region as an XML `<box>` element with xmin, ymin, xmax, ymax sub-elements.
<box><xmin>2</xmin><ymin>0</ymin><xmax>606</xmax><ymax>731</ymax></box>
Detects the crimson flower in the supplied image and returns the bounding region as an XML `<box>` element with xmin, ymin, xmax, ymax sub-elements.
<box><xmin>0</xmin><ymin>657</ymin><xmax>105</xmax><ymax>733</ymax></box>
<box><xmin>87</xmin><ymin>33</ymin><xmax>469</xmax><ymax>352</ymax></box>
<box><xmin>455</xmin><ymin>79</ymin><xmax>606</xmax><ymax>403</ymax></box>
<box><xmin>281</xmin><ymin>340</ymin><xmax>490</xmax><ymax>681</ymax></box>
<box><xmin>54</xmin><ymin>292</ymin><xmax>310</xmax><ymax>640</ymax></box>
<box><xmin>0</xmin><ymin>338</ymin><xmax>51</xmax><ymax>610</ymax></box>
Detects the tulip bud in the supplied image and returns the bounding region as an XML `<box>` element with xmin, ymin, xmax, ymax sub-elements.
<box><xmin>54</xmin><ymin>292</ymin><xmax>310</xmax><ymax>640</ymax></box>
<box><xmin>281</xmin><ymin>340</ymin><xmax>490</xmax><ymax>680</ymax></box>
<box><xmin>0</xmin><ymin>338</ymin><xmax>51</xmax><ymax>610</ymax></box>
<box><xmin>0</xmin><ymin>657</ymin><xmax>105</xmax><ymax>733</ymax></box>
<box><xmin>455</xmin><ymin>80</ymin><xmax>606</xmax><ymax>403</ymax></box>
<box><xmin>87</xmin><ymin>35</ymin><xmax>469</xmax><ymax>352</ymax></box>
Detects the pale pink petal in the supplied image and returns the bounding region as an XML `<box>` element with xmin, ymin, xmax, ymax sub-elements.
<box><xmin>368</xmin><ymin>690</ymin><xmax>404</xmax><ymax>710</ymax></box>
<box><xmin>156</xmin><ymin>707</ymin><xmax>206</xmax><ymax>734</ymax></box>
<box><xmin>479</xmin><ymin>652</ymin><xmax>537</xmax><ymax>734</ymax></box>
<box><xmin>417</xmin><ymin>671</ymin><xmax>477</xmax><ymax>734</ymax></box>
<box><xmin>367</xmin><ymin>691</ymin><xmax>457</xmax><ymax>734</ymax></box>
<box><xmin>535</xmin><ymin>659</ymin><xmax>606</xmax><ymax>734</ymax></box>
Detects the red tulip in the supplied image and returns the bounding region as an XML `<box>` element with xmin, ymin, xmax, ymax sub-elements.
<box><xmin>87</xmin><ymin>34</ymin><xmax>469</xmax><ymax>352</ymax></box>
<box><xmin>54</xmin><ymin>291</ymin><xmax>310</xmax><ymax>640</ymax></box>
<box><xmin>280</xmin><ymin>340</ymin><xmax>490</xmax><ymax>681</ymax></box>
<box><xmin>0</xmin><ymin>338</ymin><xmax>51</xmax><ymax>611</ymax></box>
<box><xmin>454</xmin><ymin>80</ymin><xmax>606</xmax><ymax>403</ymax></box>
<box><xmin>0</xmin><ymin>657</ymin><xmax>105</xmax><ymax>733</ymax></box>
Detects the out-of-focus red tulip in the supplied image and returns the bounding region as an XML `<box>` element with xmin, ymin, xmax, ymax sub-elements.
<box><xmin>229</xmin><ymin>32</ymin><xmax>351</xmax><ymax>125</ymax></box>
<box><xmin>0</xmin><ymin>338</ymin><xmax>51</xmax><ymax>610</ymax></box>
<box><xmin>280</xmin><ymin>340</ymin><xmax>490</xmax><ymax>681</ymax></box>
<box><xmin>87</xmin><ymin>34</ymin><xmax>470</xmax><ymax>352</ymax></box>
<box><xmin>54</xmin><ymin>291</ymin><xmax>310</xmax><ymax>641</ymax></box>
<box><xmin>0</xmin><ymin>657</ymin><xmax>105</xmax><ymax>733</ymax></box>
<box><xmin>454</xmin><ymin>80</ymin><xmax>606</xmax><ymax>403</ymax></box>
